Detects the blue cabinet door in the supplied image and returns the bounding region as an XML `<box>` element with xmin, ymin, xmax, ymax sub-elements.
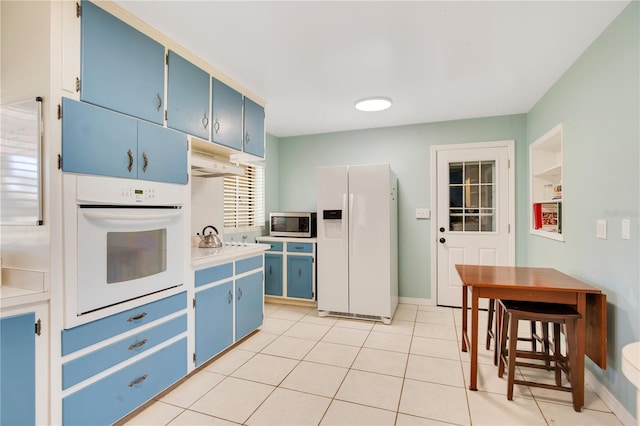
<box><xmin>167</xmin><ymin>51</ymin><xmax>210</xmax><ymax>139</ymax></box>
<box><xmin>137</xmin><ymin>121</ymin><xmax>188</xmax><ymax>184</ymax></box>
<box><xmin>243</xmin><ymin>98</ymin><xmax>265</xmax><ymax>158</ymax></box>
<box><xmin>212</xmin><ymin>78</ymin><xmax>243</xmax><ymax>151</ymax></box>
<box><xmin>80</xmin><ymin>0</ymin><xmax>164</xmax><ymax>124</ymax></box>
<box><xmin>1</xmin><ymin>312</ymin><xmax>35</xmax><ymax>426</ymax></box>
<box><xmin>287</xmin><ymin>256</ymin><xmax>314</xmax><ymax>299</ymax></box>
<box><xmin>264</xmin><ymin>253</ymin><xmax>283</xmax><ymax>296</ymax></box>
<box><xmin>62</xmin><ymin>98</ymin><xmax>138</xmax><ymax>179</ymax></box>
<box><xmin>235</xmin><ymin>271</ymin><xmax>263</xmax><ymax>341</ymax></box>
<box><xmin>195</xmin><ymin>281</ymin><xmax>233</xmax><ymax>366</ymax></box>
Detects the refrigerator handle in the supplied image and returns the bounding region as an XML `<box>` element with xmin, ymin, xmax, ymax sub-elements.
<box><xmin>348</xmin><ymin>192</ymin><xmax>354</xmax><ymax>227</ymax></box>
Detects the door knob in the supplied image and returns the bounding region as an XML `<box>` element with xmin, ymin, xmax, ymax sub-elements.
<box><xmin>439</xmin><ymin>237</ymin><xmax>446</xmax><ymax>244</ymax></box>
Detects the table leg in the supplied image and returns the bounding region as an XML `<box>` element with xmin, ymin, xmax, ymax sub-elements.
<box><xmin>470</xmin><ymin>290</ymin><xmax>479</xmax><ymax>391</ymax></box>
<box><xmin>575</xmin><ymin>293</ymin><xmax>586</xmax><ymax>408</ymax></box>
<box><xmin>462</xmin><ymin>284</ymin><xmax>468</xmax><ymax>352</ymax></box>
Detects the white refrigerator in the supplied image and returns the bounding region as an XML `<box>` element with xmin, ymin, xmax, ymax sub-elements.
<box><xmin>316</xmin><ymin>164</ymin><xmax>398</xmax><ymax>324</ymax></box>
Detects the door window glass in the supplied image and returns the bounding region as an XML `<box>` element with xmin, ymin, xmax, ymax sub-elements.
<box><xmin>449</xmin><ymin>161</ymin><xmax>496</xmax><ymax>232</ymax></box>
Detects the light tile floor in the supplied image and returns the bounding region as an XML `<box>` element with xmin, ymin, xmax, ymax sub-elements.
<box><xmin>124</xmin><ymin>303</ymin><xmax>623</xmax><ymax>425</ymax></box>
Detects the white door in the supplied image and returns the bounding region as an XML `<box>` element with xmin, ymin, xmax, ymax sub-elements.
<box><xmin>435</xmin><ymin>144</ymin><xmax>514</xmax><ymax>307</ymax></box>
<box><xmin>316</xmin><ymin>166</ymin><xmax>350</xmax><ymax>313</ymax></box>
<box><xmin>348</xmin><ymin>164</ymin><xmax>392</xmax><ymax>317</ymax></box>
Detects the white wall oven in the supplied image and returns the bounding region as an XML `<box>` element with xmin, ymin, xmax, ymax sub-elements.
<box><xmin>63</xmin><ymin>175</ymin><xmax>185</xmax><ymax>328</ymax></box>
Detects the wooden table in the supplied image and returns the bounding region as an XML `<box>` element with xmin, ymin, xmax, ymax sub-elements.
<box><xmin>455</xmin><ymin>264</ymin><xmax>607</xmax><ymax>409</ymax></box>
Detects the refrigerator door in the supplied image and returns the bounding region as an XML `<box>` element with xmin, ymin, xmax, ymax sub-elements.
<box><xmin>348</xmin><ymin>164</ymin><xmax>394</xmax><ymax>317</ymax></box>
<box><xmin>317</xmin><ymin>166</ymin><xmax>349</xmax><ymax>313</ymax></box>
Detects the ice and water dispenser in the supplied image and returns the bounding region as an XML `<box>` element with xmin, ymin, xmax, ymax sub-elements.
<box><xmin>322</xmin><ymin>209</ymin><xmax>343</xmax><ymax>239</ymax></box>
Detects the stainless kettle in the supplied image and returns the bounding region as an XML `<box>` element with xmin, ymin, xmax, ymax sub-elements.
<box><xmin>198</xmin><ymin>225</ymin><xmax>223</xmax><ymax>248</ymax></box>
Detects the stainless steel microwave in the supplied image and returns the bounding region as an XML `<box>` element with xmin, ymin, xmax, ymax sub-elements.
<box><xmin>270</xmin><ymin>212</ymin><xmax>317</xmax><ymax>238</ymax></box>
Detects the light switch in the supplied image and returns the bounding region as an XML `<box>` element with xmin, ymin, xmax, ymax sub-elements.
<box><xmin>416</xmin><ymin>208</ymin><xmax>430</xmax><ymax>219</ymax></box>
<box><xmin>596</xmin><ymin>219</ymin><xmax>607</xmax><ymax>239</ymax></box>
<box><xmin>622</xmin><ymin>218</ymin><xmax>631</xmax><ymax>240</ymax></box>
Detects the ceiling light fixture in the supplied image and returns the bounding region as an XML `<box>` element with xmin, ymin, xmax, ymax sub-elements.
<box><xmin>355</xmin><ymin>97</ymin><xmax>392</xmax><ymax>112</ymax></box>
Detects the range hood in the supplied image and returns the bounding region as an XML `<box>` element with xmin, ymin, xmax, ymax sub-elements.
<box><xmin>191</xmin><ymin>154</ymin><xmax>245</xmax><ymax>178</ymax></box>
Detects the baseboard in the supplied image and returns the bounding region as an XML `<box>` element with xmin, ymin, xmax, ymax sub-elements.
<box><xmin>585</xmin><ymin>369</ymin><xmax>636</xmax><ymax>426</ymax></box>
<box><xmin>398</xmin><ymin>297</ymin><xmax>433</xmax><ymax>306</ymax></box>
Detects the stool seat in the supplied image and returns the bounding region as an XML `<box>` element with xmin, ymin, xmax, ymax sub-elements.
<box><xmin>498</xmin><ymin>300</ymin><xmax>582</xmax><ymax>412</ymax></box>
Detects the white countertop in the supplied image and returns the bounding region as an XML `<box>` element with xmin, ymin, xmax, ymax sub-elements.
<box><xmin>191</xmin><ymin>242</ymin><xmax>270</xmax><ymax>268</ymax></box>
<box><xmin>0</xmin><ymin>268</ymin><xmax>49</xmax><ymax>309</ymax></box>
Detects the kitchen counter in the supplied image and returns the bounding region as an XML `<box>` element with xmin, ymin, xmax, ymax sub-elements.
<box><xmin>191</xmin><ymin>242</ymin><xmax>270</xmax><ymax>268</ymax></box>
<box><xmin>0</xmin><ymin>268</ymin><xmax>49</xmax><ymax>309</ymax></box>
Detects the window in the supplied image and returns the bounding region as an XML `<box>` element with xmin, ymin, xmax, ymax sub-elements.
<box><xmin>223</xmin><ymin>163</ymin><xmax>265</xmax><ymax>231</ymax></box>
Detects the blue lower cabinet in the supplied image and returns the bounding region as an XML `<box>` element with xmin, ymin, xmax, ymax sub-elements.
<box><xmin>235</xmin><ymin>271</ymin><xmax>264</xmax><ymax>341</ymax></box>
<box><xmin>264</xmin><ymin>253</ymin><xmax>283</xmax><ymax>296</ymax></box>
<box><xmin>287</xmin><ymin>256</ymin><xmax>314</xmax><ymax>299</ymax></box>
<box><xmin>0</xmin><ymin>312</ymin><xmax>36</xmax><ymax>426</ymax></box>
<box><xmin>195</xmin><ymin>281</ymin><xmax>234</xmax><ymax>366</ymax></box>
<box><xmin>62</xmin><ymin>337</ymin><xmax>187</xmax><ymax>426</ymax></box>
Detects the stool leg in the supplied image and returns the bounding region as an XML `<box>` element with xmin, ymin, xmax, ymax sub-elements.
<box><xmin>494</xmin><ymin>302</ymin><xmax>502</xmax><ymax>366</ymax></box>
<box><xmin>498</xmin><ymin>305</ymin><xmax>510</xmax><ymax>378</ymax></box>
<box><xmin>507</xmin><ymin>313</ymin><xmax>519</xmax><ymax>401</ymax></box>
<box><xmin>530</xmin><ymin>321</ymin><xmax>537</xmax><ymax>352</ymax></box>
<box><xmin>564</xmin><ymin>318</ymin><xmax>581</xmax><ymax>412</ymax></box>
<box><xmin>486</xmin><ymin>298</ymin><xmax>495</xmax><ymax>350</ymax></box>
<box><xmin>553</xmin><ymin>323</ymin><xmax>562</xmax><ymax>386</ymax></box>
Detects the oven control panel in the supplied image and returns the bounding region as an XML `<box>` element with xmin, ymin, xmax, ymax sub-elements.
<box><xmin>74</xmin><ymin>175</ymin><xmax>184</xmax><ymax>206</ymax></box>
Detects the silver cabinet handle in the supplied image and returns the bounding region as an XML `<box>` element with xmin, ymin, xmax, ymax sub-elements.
<box><xmin>202</xmin><ymin>114</ymin><xmax>209</xmax><ymax>130</ymax></box>
<box><xmin>298</xmin><ymin>268</ymin><xmax>302</xmax><ymax>278</ymax></box>
<box><xmin>227</xmin><ymin>289</ymin><xmax>233</xmax><ymax>304</ymax></box>
<box><xmin>128</xmin><ymin>374</ymin><xmax>148</xmax><ymax>387</ymax></box>
<box><xmin>127</xmin><ymin>149</ymin><xmax>134</xmax><ymax>172</ymax></box>
<box><xmin>237</xmin><ymin>288</ymin><xmax>243</xmax><ymax>300</ymax></box>
<box><xmin>127</xmin><ymin>312</ymin><xmax>147</xmax><ymax>322</ymax></box>
<box><xmin>245</xmin><ymin>132</ymin><xmax>250</xmax><ymax>144</ymax></box>
<box><xmin>141</xmin><ymin>151</ymin><xmax>149</xmax><ymax>173</ymax></box>
<box><xmin>156</xmin><ymin>93</ymin><xmax>162</xmax><ymax>111</ymax></box>
<box><xmin>128</xmin><ymin>339</ymin><xmax>148</xmax><ymax>351</ymax></box>
<box><xmin>269</xmin><ymin>265</ymin><xmax>272</xmax><ymax>276</ymax></box>
<box><xmin>214</xmin><ymin>121</ymin><xmax>220</xmax><ymax>134</ymax></box>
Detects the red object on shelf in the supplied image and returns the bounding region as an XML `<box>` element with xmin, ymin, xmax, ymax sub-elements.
<box><xmin>533</xmin><ymin>203</ymin><xmax>542</xmax><ymax>229</ymax></box>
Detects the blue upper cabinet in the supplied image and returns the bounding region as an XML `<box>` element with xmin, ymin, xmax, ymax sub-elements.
<box><xmin>62</xmin><ymin>97</ymin><xmax>138</xmax><ymax>179</ymax></box>
<box><xmin>243</xmin><ymin>97</ymin><xmax>265</xmax><ymax>158</ymax></box>
<box><xmin>211</xmin><ymin>78</ymin><xmax>243</xmax><ymax>151</ymax></box>
<box><xmin>167</xmin><ymin>51</ymin><xmax>210</xmax><ymax>140</ymax></box>
<box><xmin>138</xmin><ymin>121</ymin><xmax>188</xmax><ymax>184</ymax></box>
<box><xmin>62</xmin><ymin>98</ymin><xmax>187</xmax><ymax>184</ymax></box>
<box><xmin>80</xmin><ymin>1</ymin><xmax>164</xmax><ymax>125</ymax></box>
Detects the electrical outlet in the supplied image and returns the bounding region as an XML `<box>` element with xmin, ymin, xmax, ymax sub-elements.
<box><xmin>596</xmin><ymin>219</ymin><xmax>607</xmax><ymax>239</ymax></box>
<box><xmin>416</xmin><ymin>208</ymin><xmax>430</xmax><ymax>219</ymax></box>
<box><xmin>622</xmin><ymin>218</ymin><xmax>631</xmax><ymax>240</ymax></box>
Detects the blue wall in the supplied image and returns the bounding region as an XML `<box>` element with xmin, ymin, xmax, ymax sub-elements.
<box><xmin>267</xmin><ymin>115</ymin><xmax>528</xmax><ymax>299</ymax></box>
<box><xmin>526</xmin><ymin>1</ymin><xmax>639</xmax><ymax>417</ymax></box>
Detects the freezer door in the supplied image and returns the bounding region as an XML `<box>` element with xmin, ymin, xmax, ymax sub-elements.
<box><xmin>316</xmin><ymin>166</ymin><xmax>349</xmax><ymax>313</ymax></box>
<box><xmin>348</xmin><ymin>164</ymin><xmax>395</xmax><ymax>317</ymax></box>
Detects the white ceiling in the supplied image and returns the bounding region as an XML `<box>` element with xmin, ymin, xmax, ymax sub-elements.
<box><xmin>114</xmin><ymin>1</ymin><xmax>629</xmax><ymax>138</ymax></box>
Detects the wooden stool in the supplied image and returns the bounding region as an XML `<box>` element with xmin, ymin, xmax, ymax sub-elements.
<box><xmin>486</xmin><ymin>299</ymin><xmax>547</xmax><ymax>366</ymax></box>
<box><xmin>497</xmin><ymin>299</ymin><xmax>582</xmax><ymax>412</ymax></box>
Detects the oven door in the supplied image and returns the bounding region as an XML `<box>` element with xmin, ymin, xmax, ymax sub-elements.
<box><xmin>76</xmin><ymin>207</ymin><xmax>184</xmax><ymax>315</ymax></box>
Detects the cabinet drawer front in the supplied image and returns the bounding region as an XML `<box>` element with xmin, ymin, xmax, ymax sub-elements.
<box><xmin>62</xmin><ymin>314</ymin><xmax>187</xmax><ymax>389</ymax></box>
<box><xmin>62</xmin><ymin>338</ymin><xmax>187</xmax><ymax>426</ymax></box>
<box><xmin>287</xmin><ymin>242</ymin><xmax>313</xmax><ymax>253</ymax></box>
<box><xmin>62</xmin><ymin>292</ymin><xmax>187</xmax><ymax>356</ymax></box>
<box><xmin>194</xmin><ymin>263</ymin><xmax>233</xmax><ymax>287</ymax></box>
<box><xmin>265</xmin><ymin>241</ymin><xmax>283</xmax><ymax>252</ymax></box>
<box><xmin>236</xmin><ymin>255</ymin><xmax>263</xmax><ymax>275</ymax></box>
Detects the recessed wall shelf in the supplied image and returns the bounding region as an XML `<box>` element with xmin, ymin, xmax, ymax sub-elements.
<box><xmin>530</xmin><ymin>123</ymin><xmax>564</xmax><ymax>241</ymax></box>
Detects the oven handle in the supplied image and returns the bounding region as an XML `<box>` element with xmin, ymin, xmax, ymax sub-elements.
<box><xmin>82</xmin><ymin>211</ymin><xmax>182</xmax><ymax>222</ymax></box>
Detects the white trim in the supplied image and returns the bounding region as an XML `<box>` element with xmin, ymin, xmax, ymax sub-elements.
<box><xmin>585</xmin><ymin>369</ymin><xmax>636</xmax><ymax>426</ymax></box>
<box><xmin>398</xmin><ymin>296</ymin><xmax>433</xmax><ymax>307</ymax></box>
<box><xmin>429</xmin><ymin>140</ymin><xmax>516</xmax><ymax>306</ymax></box>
